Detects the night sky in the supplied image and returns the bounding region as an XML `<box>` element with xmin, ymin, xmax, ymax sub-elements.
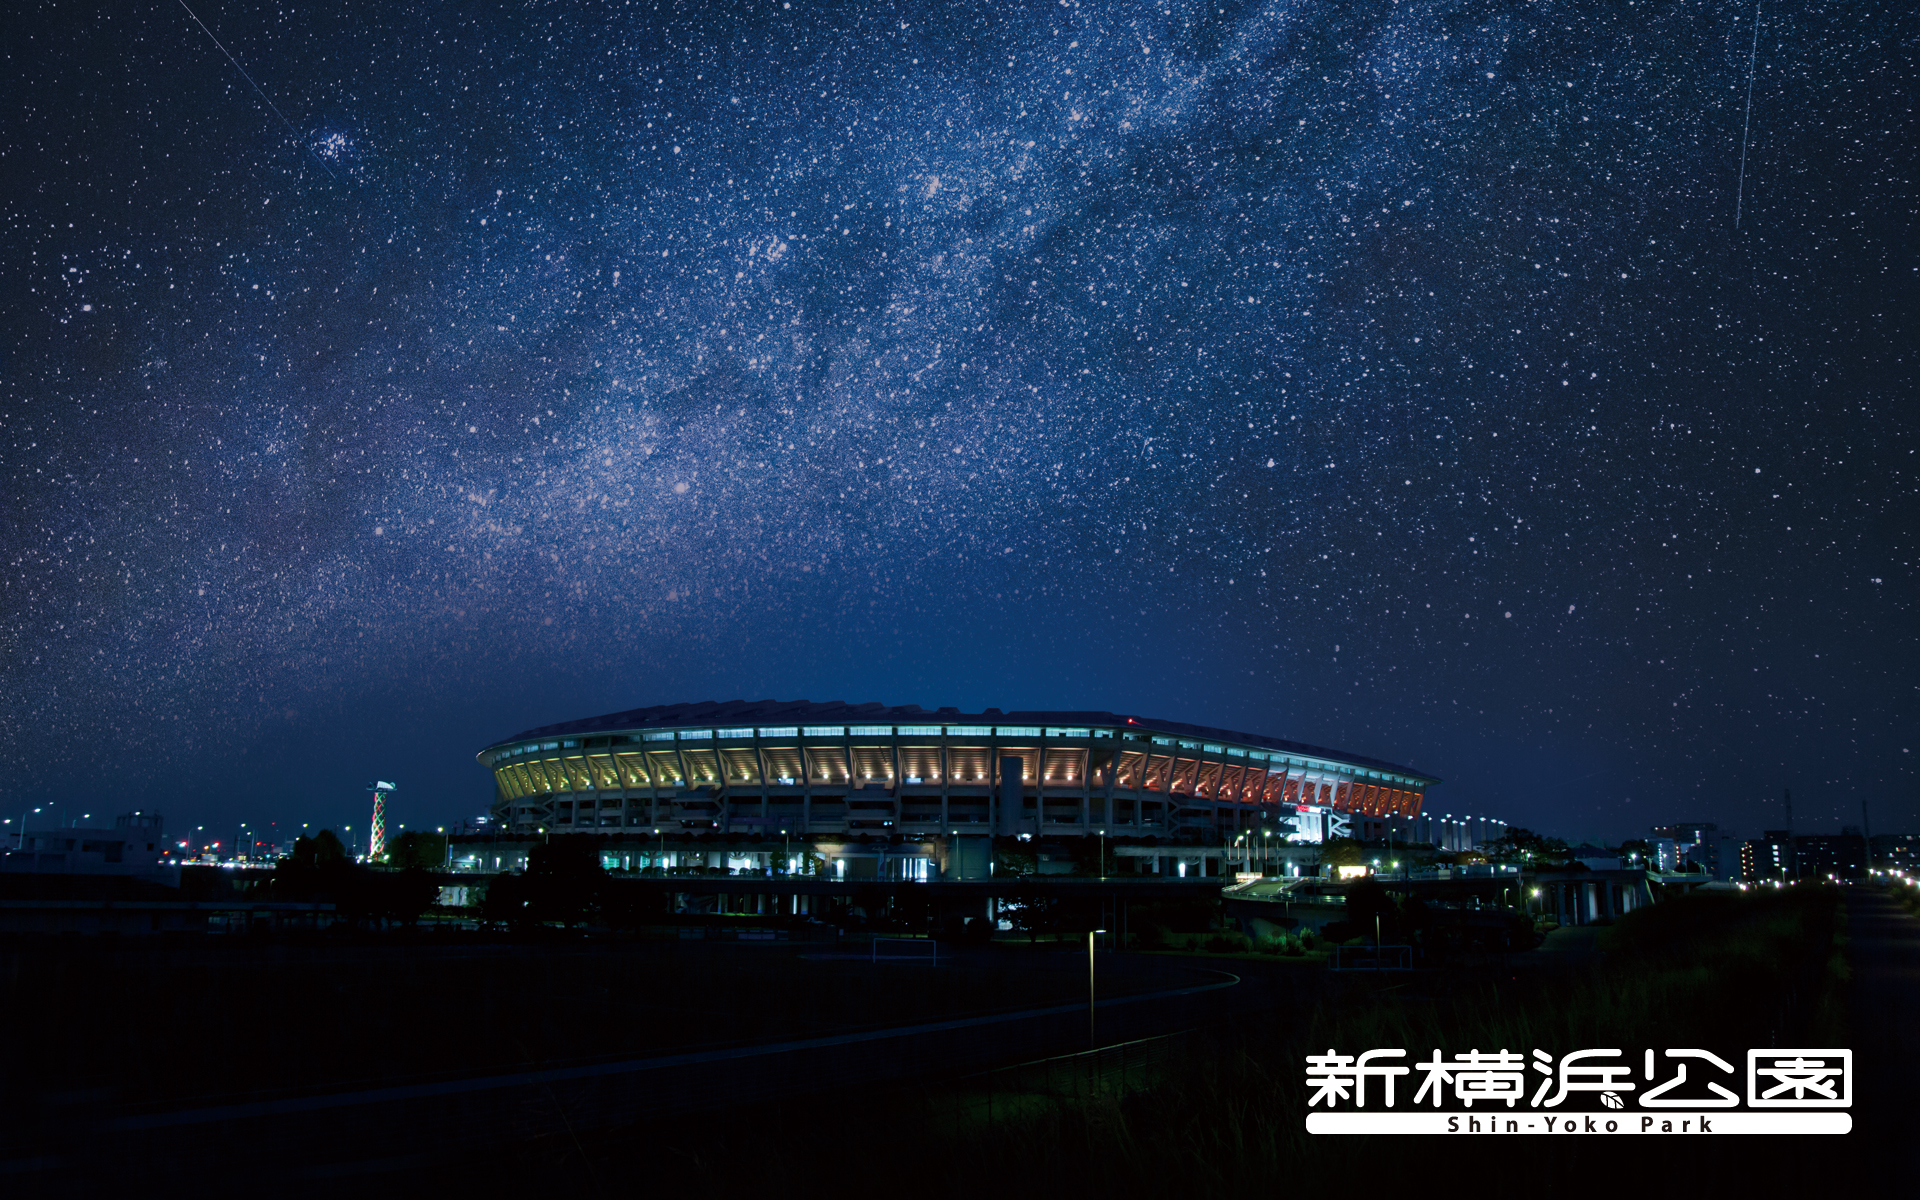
<box><xmin>3</xmin><ymin>0</ymin><xmax>1913</xmax><ymax>849</ymax></box>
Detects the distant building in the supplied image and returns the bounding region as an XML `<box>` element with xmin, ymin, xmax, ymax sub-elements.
<box><xmin>1795</xmin><ymin>830</ymin><xmax>1866</xmax><ymax>882</ymax></box>
<box><xmin>1871</xmin><ymin>833</ymin><xmax>1920</xmax><ymax>872</ymax></box>
<box><xmin>1651</xmin><ymin>822</ymin><xmax>1730</xmax><ymax>877</ymax></box>
<box><xmin>1741</xmin><ymin>831</ymin><xmax>1794</xmax><ymax>883</ymax></box>
<box><xmin>1</xmin><ymin>812</ymin><xmax>171</xmax><ymax>879</ymax></box>
<box><xmin>1653</xmin><ymin>821</ymin><xmax>1717</xmax><ymax>844</ymax></box>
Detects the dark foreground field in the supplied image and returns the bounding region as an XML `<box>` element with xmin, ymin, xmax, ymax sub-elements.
<box><xmin>445</xmin><ymin>887</ymin><xmax>1867</xmax><ymax>1198</ymax></box>
<box><xmin>0</xmin><ymin>933</ymin><xmax>1199</xmax><ymax>1112</ymax></box>
<box><xmin>1</xmin><ymin>886</ymin><xmax>1895</xmax><ymax>1197</ymax></box>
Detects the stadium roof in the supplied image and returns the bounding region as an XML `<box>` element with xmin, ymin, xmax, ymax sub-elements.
<box><xmin>488</xmin><ymin>699</ymin><xmax>1438</xmax><ymax>785</ymax></box>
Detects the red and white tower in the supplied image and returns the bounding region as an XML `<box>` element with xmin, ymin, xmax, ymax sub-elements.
<box><xmin>368</xmin><ymin>780</ymin><xmax>395</xmax><ymax>860</ymax></box>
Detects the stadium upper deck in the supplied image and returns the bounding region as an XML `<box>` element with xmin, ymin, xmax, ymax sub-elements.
<box><xmin>479</xmin><ymin>699</ymin><xmax>1437</xmax><ymax>840</ymax></box>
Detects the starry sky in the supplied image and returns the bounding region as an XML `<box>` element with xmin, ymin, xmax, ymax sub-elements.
<box><xmin>3</xmin><ymin>0</ymin><xmax>1913</xmax><ymax>848</ymax></box>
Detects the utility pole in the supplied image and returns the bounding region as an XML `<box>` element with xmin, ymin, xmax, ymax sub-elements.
<box><xmin>1862</xmin><ymin>799</ymin><xmax>1874</xmax><ymax>871</ymax></box>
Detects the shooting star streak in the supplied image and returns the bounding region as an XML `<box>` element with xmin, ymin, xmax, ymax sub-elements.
<box><xmin>1734</xmin><ymin>0</ymin><xmax>1760</xmax><ymax>229</ymax></box>
<box><xmin>176</xmin><ymin>0</ymin><xmax>336</xmax><ymax>179</ymax></box>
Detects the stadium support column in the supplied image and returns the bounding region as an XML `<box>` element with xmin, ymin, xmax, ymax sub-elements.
<box><xmin>1081</xmin><ymin>749</ymin><xmax>1092</xmax><ymax>829</ymax></box>
<box><xmin>890</xmin><ymin>738</ymin><xmax>903</xmax><ymax>832</ymax></box>
<box><xmin>675</xmin><ymin>742</ymin><xmax>695</xmax><ymax>824</ymax></box>
<box><xmin>992</xmin><ymin>752</ymin><xmax>1005</xmax><ymax>837</ymax></box>
<box><xmin>756</xmin><ymin>739</ymin><xmax>769</xmax><ymax>825</ymax></box>
<box><xmin>998</xmin><ymin>755</ymin><xmax>1022</xmax><ymax>839</ymax></box>
<box><xmin>1121</xmin><ymin>756</ymin><xmax>1136</xmax><ymax>833</ymax></box>
<box><xmin>1100</xmin><ymin>750</ymin><xmax>1116</xmax><ymax>831</ymax></box>
<box><xmin>802</xmin><ymin>748</ymin><xmax>813</xmax><ymax>830</ymax></box>
<box><xmin>939</xmin><ymin>744</ymin><xmax>950</xmax><ymax>830</ymax></box>
<box><xmin>647</xmin><ymin>756</ymin><xmax>659</xmax><ymax>829</ymax></box>
<box><xmin>1035</xmin><ymin>731</ymin><xmax>1047</xmax><ymax>837</ymax></box>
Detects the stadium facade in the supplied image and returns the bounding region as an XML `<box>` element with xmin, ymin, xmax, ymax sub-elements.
<box><xmin>479</xmin><ymin>699</ymin><xmax>1438</xmax><ymax>845</ymax></box>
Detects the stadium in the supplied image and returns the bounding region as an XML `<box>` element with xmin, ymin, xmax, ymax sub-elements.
<box><xmin>478</xmin><ymin>699</ymin><xmax>1440</xmax><ymax>859</ymax></box>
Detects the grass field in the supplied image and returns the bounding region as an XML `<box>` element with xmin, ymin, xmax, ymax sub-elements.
<box><xmin>459</xmin><ymin>886</ymin><xmax>1851</xmax><ymax>1196</ymax></box>
<box><xmin>0</xmin><ymin>932</ymin><xmax>1199</xmax><ymax>1119</ymax></box>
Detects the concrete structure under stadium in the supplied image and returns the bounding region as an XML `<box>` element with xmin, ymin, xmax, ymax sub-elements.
<box><xmin>479</xmin><ymin>699</ymin><xmax>1440</xmax><ymax>847</ymax></box>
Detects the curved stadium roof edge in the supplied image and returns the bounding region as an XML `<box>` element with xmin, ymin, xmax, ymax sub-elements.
<box><xmin>481</xmin><ymin>698</ymin><xmax>1438</xmax><ymax>786</ymax></box>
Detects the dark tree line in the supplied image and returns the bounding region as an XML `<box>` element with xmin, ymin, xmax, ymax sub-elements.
<box><xmin>478</xmin><ymin>836</ymin><xmax>670</xmax><ymax>930</ymax></box>
<box><xmin>256</xmin><ymin>829</ymin><xmax>441</xmax><ymax>928</ymax></box>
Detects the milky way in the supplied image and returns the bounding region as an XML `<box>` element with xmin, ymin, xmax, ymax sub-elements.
<box><xmin>3</xmin><ymin>0</ymin><xmax>1913</xmax><ymax>841</ymax></box>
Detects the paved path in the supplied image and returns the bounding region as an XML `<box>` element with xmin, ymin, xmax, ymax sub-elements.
<box><xmin>1845</xmin><ymin>886</ymin><xmax>1920</xmax><ymax>1169</ymax></box>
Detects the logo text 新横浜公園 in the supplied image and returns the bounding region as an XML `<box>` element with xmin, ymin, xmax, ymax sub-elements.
<box><xmin>1301</xmin><ymin>1048</ymin><xmax>1852</xmax><ymax>1135</ymax></box>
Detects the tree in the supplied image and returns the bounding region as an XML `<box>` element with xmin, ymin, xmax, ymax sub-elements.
<box><xmin>342</xmin><ymin>867</ymin><xmax>441</xmax><ymax>928</ymax></box>
<box><xmin>1481</xmin><ymin>827</ymin><xmax>1570</xmax><ymax>864</ymax></box>
<box><xmin>265</xmin><ymin>829</ymin><xmax>354</xmax><ymax>901</ymax></box>
<box><xmin>992</xmin><ymin>837</ymin><xmax>1037</xmax><ymax>876</ymax></box>
<box><xmin>1345</xmin><ymin>879</ymin><xmax>1397</xmax><ymax>938</ymax></box>
<box><xmin>287</xmin><ymin>829</ymin><xmax>349</xmax><ymax>870</ymax></box>
<box><xmin>1321</xmin><ymin>837</ymin><xmax>1365</xmax><ymax>867</ymax></box>
<box><xmin>1068</xmin><ymin>836</ymin><xmax>1117</xmax><ymax>877</ymax></box>
<box><xmin>1322</xmin><ymin>879</ymin><xmax>1405</xmax><ymax>946</ymax></box>
<box><xmin>521</xmin><ymin>835</ymin><xmax>606</xmax><ymax>926</ymax></box>
<box><xmin>385</xmin><ymin>831</ymin><xmax>448</xmax><ymax>871</ymax></box>
<box><xmin>1004</xmin><ymin>884</ymin><xmax>1058</xmax><ymax>942</ymax></box>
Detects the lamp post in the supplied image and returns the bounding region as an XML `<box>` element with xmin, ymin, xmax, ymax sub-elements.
<box><xmin>1088</xmin><ymin>928</ymin><xmax>1108</xmax><ymax>1052</ymax></box>
<box><xmin>13</xmin><ymin>807</ymin><xmax>42</xmax><ymax>851</ymax></box>
<box><xmin>1097</xmin><ymin>829</ymin><xmax>1105</xmax><ymax>881</ymax></box>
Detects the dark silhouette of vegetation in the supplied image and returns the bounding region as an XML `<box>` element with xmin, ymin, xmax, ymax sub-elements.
<box><xmin>1319</xmin><ymin>836</ymin><xmax>1364</xmax><ymax>866</ymax></box>
<box><xmin>481</xmin><ymin>835</ymin><xmax>607</xmax><ymax>928</ymax></box>
<box><xmin>385</xmin><ymin>830</ymin><xmax>448</xmax><ymax>871</ymax></box>
<box><xmin>1066</xmin><ymin>837</ymin><xmax>1118</xmax><ymax>876</ymax></box>
<box><xmin>1481</xmin><ymin>826</ymin><xmax>1571</xmax><ymax>863</ymax></box>
<box><xmin>1322</xmin><ymin>877</ymin><xmax>1397</xmax><ymax>944</ymax></box>
<box><xmin>991</xmin><ymin>837</ymin><xmax>1037</xmax><ymax>876</ymax></box>
<box><xmin>259</xmin><ymin>828</ymin><xmax>439</xmax><ymax>928</ymax></box>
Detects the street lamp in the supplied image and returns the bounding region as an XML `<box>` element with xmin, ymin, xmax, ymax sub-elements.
<box><xmin>1087</xmin><ymin>928</ymin><xmax>1108</xmax><ymax>1051</ymax></box>
<box><xmin>12</xmin><ymin>807</ymin><xmax>42</xmax><ymax>850</ymax></box>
